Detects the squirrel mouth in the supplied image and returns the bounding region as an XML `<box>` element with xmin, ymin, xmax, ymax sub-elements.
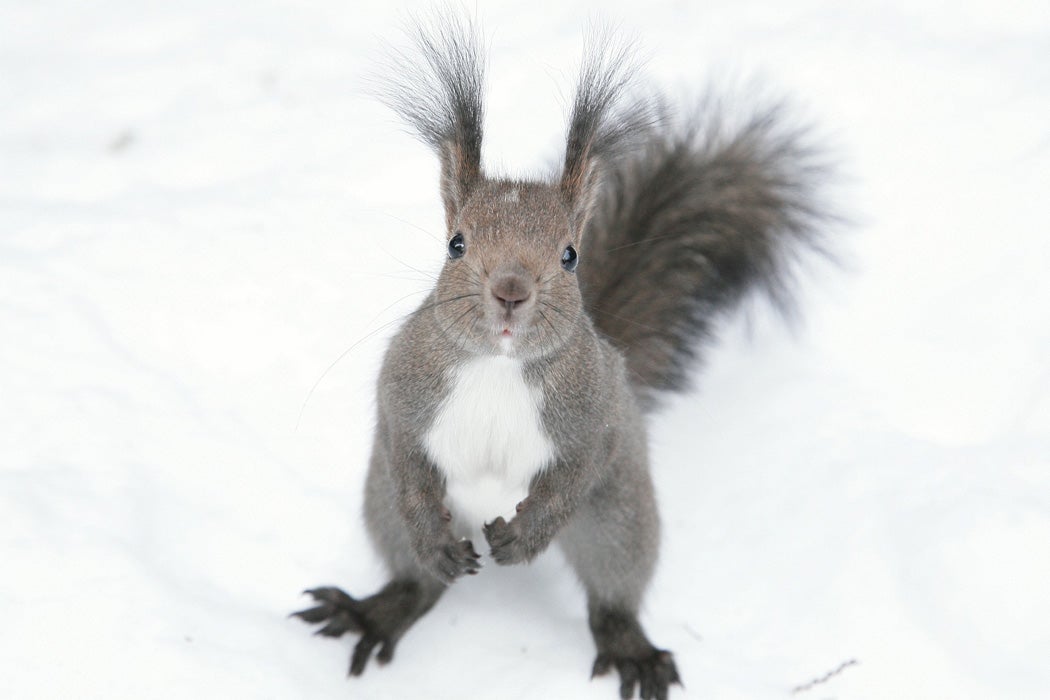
<box><xmin>498</xmin><ymin>328</ymin><xmax>516</xmax><ymax>355</ymax></box>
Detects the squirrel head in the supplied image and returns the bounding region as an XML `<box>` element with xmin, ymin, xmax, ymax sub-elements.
<box><xmin>431</xmin><ymin>179</ymin><xmax>584</xmax><ymax>359</ymax></box>
<box><xmin>378</xmin><ymin>15</ymin><xmax>648</xmax><ymax>360</ymax></box>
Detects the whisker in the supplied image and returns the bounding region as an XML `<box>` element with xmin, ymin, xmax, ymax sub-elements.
<box><xmin>295</xmin><ymin>310</ymin><xmax>417</xmax><ymax>432</ymax></box>
<box><xmin>538</xmin><ymin>298</ymin><xmax>575</xmax><ymax>322</ymax></box>
<box><xmin>590</xmin><ymin>306</ymin><xmax>665</xmax><ymax>335</ymax></box>
<box><xmin>379</xmin><ymin>245</ymin><xmax>441</xmax><ymax>281</ymax></box>
<box><xmin>447</xmin><ymin>264</ymin><xmax>483</xmax><ymax>288</ymax></box>
<box><xmin>442</xmin><ymin>302</ymin><xmax>479</xmax><ymax>341</ymax></box>
<box><xmin>296</xmin><ymin>290</ymin><xmax>484</xmax><ymax>430</ymax></box>
<box><xmin>538</xmin><ymin>269</ymin><xmax>563</xmax><ymax>288</ymax></box>
<box><xmin>412</xmin><ymin>292</ymin><xmax>482</xmax><ymax>316</ymax></box>
<box><xmin>458</xmin><ymin>307</ymin><xmax>483</xmax><ymax>348</ymax></box>
<box><xmin>536</xmin><ymin>307</ymin><xmax>566</xmax><ymax>349</ymax></box>
<box><xmin>604</xmin><ymin>233</ymin><xmax>678</xmax><ymax>253</ymax></box>
<box><xmin>379</xmin><ymin>211</ymin><xmax>444</xmax><ymax>244</ymax></box>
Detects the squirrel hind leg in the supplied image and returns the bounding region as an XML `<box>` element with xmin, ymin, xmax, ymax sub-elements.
<box><xmin>293</xmin><ymin>579</ymin><xmax>444</xmax><ymax>675</ymax></box>
<box><xmin>556</xmin><ymin>477</ymin><xmax>679</xmax><ymax>697</ymax></box>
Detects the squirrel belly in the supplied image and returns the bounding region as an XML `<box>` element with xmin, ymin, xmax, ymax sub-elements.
<box><xmin>423</xmin><ymin>354</ymin><xmax>556</xmax><ymax>533</ymax></box>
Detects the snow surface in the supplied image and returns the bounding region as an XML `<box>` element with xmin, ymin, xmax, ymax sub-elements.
<box><xmin>2</xmin><ymin>1</ymin><xmax>1049</xmax><ymax>698</ymax></box>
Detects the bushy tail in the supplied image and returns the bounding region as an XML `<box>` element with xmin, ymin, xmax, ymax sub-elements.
<box><xmin>578</xmin><ymin>97</ymin><xmax>833</xmax><ymax>410</ymax></box>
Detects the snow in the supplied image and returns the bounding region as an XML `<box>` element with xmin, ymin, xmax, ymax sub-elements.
<box><xmin>2</xmin><ymin>1</ymin><xmax>1048</xmax><ymax>698</ymax></box>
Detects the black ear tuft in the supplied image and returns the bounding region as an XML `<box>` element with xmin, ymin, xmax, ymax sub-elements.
<box><xmin>375</xmin><ymin>12</ymin><xmax>486</xmax><ymax>232</ymax></box>
<box><xmin>561</xmin><ymin>28</ymin><xmax>654</xmax><ymax>236</ymax></box>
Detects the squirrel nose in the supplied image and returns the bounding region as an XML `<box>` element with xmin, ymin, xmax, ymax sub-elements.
<box><xmin>491</xmin><ymin>274</ymin><xmax>532</xmax><ymax>312</ymax></box>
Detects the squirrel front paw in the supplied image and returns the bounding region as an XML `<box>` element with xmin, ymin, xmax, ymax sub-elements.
<box><xmin>427</xmin><ymin>538</ymin><xmax>482</xmax><ymax>583</ymax></box>
<box><xmin>483</xmin><ymin>516</ymin><xmax>528</xmax><ymax>565</ymax></box>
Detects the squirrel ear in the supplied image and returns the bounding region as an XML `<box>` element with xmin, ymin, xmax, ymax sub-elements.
<box><xmin>374</xmin><ymin>12</ymin><xmax>486</xmax><ymax>233</ymax></box>
<box><xmin>559</xmin><ymin>29</ymin><xmax>648</xmax><ymax>237</ymax></box>
<box><xmin>439</xmin><ymin>139</ymin><xmax>482</xmax><ymax>232</ymax></box>
<box><xmin>560</xmin><ymin>148</ymin><xmax>603</xmax><ymax>237</ymax></box>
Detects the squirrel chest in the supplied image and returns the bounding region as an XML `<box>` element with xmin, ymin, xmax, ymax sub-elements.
<box><xmin>423</xmin><ymin>355</ymin><xmax>556</xmax><ymax>531</ymax></box>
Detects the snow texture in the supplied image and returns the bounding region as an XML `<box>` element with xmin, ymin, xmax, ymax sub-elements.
<box><xmin>2</xmin><ymin>1</ymin><xmax>1048</xmax><ymax>698</ymax></box>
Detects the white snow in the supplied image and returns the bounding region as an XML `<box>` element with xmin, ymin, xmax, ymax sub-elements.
<box><xmin>2</xmin><ymin>1</ymin><xmax>1048</xmax><ymax>699</ymax></box>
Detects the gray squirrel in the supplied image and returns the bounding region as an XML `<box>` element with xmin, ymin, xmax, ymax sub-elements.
<box><xmin>294</xmin><ymin>14</ymin><xmax>830</xmax><ymax>700</ymax></box>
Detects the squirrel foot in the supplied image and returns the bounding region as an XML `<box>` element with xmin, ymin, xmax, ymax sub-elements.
<box><xmin>591</xmin><ymin>648</ymin><xmax>681</xmax><ymax>700</ymax></box>
<box><xmin>293</xmin><ymin>580</ymin><xmax>438</xmax><ymax>676</ymax></box>
<box><xmin>589</xmin><ymin>606</ymin><xmax>682</xmax><ymax>700</ymax></box>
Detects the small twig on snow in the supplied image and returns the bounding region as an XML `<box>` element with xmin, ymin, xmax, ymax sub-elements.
<box><xmin>791</xmin><ymin>658</ymin><xmax>859</xmax><ymax>694</ymax></box>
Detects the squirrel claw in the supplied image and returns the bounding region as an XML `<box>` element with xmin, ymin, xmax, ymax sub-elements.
<box><xmin>483</xmin><ymin>516</ymin><xmax>526</xmax><ymax>565</ymax></box>
<box><xmin>591</xmin><ymin>653</ymin><xmax>613</xmax><ymax>678</ymax></box>
<box><xmin>294</xmin><ymin>581</ymin><xmax>437</xmax><ymax>676</ymax></box>
<box><xmin>431</xmin><ymin>538</ymin><xmax>482</xmax><ymax>582</ymax></box>
<box><xmin>292</xmin><ymin>587</ymin><xmax>365</xmax><ymax>635</ymax></box>
<box><xmin>590</xmin><ymin>649</ymin><xmax>681</xmax><ymax>700</ymax></box>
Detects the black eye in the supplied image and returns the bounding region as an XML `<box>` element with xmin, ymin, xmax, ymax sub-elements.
<box><xmin>561</xmin><ymin>245</ymin><xmax>578</xmax><ymax>272</ymax></box>
<box><xmin>448</xmin><ymin>232</ymin><xmax>466</xmax><ymax>259</ymax></box>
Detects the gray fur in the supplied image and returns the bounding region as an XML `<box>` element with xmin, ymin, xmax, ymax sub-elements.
<box><xmin>295</xmin><ymin>15</ymin><xmax>833</xmax><ymax>700</ymax></box>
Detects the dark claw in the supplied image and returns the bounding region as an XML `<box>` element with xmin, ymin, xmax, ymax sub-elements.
<box><xmin>304</xmin><ymin>587</ymin><xmax>357</xmax><ymax>607</ymax></box>
<box><xmin>315</xmin><ymin>616</ymin><xmax>358</xmax><ymax>637</ymax></box>
<box><xmin>483</xmin><ymin>517</ymin><xmax>509</xmax><ymax>544</ymax></box>
<box><xmin>618</xmin><ymin>660</ymin><xmax>639</xmax><ymax>699</ymax></box>
<box><xmin>432</xmin><ymin>539</ymin><xmax>481</xmax><ymax>582</ymax></box>
<box><xmin>292</xmin><ymin>589</ymin><xmax>362</xmax><ymax>633</ymax></box>
<box><xmin>483</xmin><ymin>516</ymin><xmax>524</xmax><ymax>564</ymax></box>
<box><xmin>658</xmin><ymin>651</ymin><xmax>682</xmax><ymax>687</ymax></box>
<box><xmin>592</xmin><ymin>654</ymin><xmax>613</xmax><ymax>678</ymax></box>
<box><xmin>293</xmin><ymin>588</ymin><xmax>366</xmax><ymax>638</ymax></box>
<box><xmin>639</xmin><ymin>664</ymin><xmax>655</xmax><ymax>700</ymax></box>
<box><xmin>350</xmin><ymin>634</ymin><xmax>380</xmax><ymax>676</ymax></box>
<box><xmin>592</xmin><ymin>649</ymin><xmax>681</xmax><ymax>700</ymax></box>
<box><xmin>376</xmin><ymin>638</ymin><xmax>397</xmax><ymax>665</ymax></box>
<box><xmin>292</xmin><ymin>604</ymin><xmax>332</xmax><ymax>624</ymax></box>
<box><xmin>295</xmin><ymin>581</ymin><xmax>434</xmax><ymax>679</ymax></box>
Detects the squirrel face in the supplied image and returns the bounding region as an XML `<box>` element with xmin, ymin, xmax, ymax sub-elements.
<box><xmin>429</xmin><ymin>180</ymin><xmax>584</xmax><ymax>360</ymax></box>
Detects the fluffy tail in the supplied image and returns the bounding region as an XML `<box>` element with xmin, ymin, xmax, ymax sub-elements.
<box><xmin>578</xmin><ymin>97</ymin><xmax>833</xmax><ymax>410</ymax></box>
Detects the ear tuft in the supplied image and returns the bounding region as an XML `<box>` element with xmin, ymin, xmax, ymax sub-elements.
<box><xmin>375</xmin><ymin>12</ymin><xmax>486</xmax><ymax>230</ymax></box>
<box><xmin>561</xmin><ymin>28</ymin><xmax>654</xmax><ymax>235</ymax></box>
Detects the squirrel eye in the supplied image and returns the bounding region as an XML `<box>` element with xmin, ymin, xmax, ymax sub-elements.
<box><xmin>561</xmin><ymin>244</ymin><xmax>579</xmax><ymax>272</ymax></box>
<box><xmin>448</xmin><ymin>232</ymin><xmax>466</xmax><ymax>259</ymax></box>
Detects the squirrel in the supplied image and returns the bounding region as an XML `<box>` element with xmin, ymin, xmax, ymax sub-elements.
<box><xmin>294</xmin><ymin>13</ymin><xmax>831</xmax><ymax>700</ymax></box>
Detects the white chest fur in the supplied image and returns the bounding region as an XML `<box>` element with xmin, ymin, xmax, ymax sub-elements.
<box><xmin>424</xmin><ymin>355</ymin><xmax>555</xmax><ymax>532</ymax></box>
